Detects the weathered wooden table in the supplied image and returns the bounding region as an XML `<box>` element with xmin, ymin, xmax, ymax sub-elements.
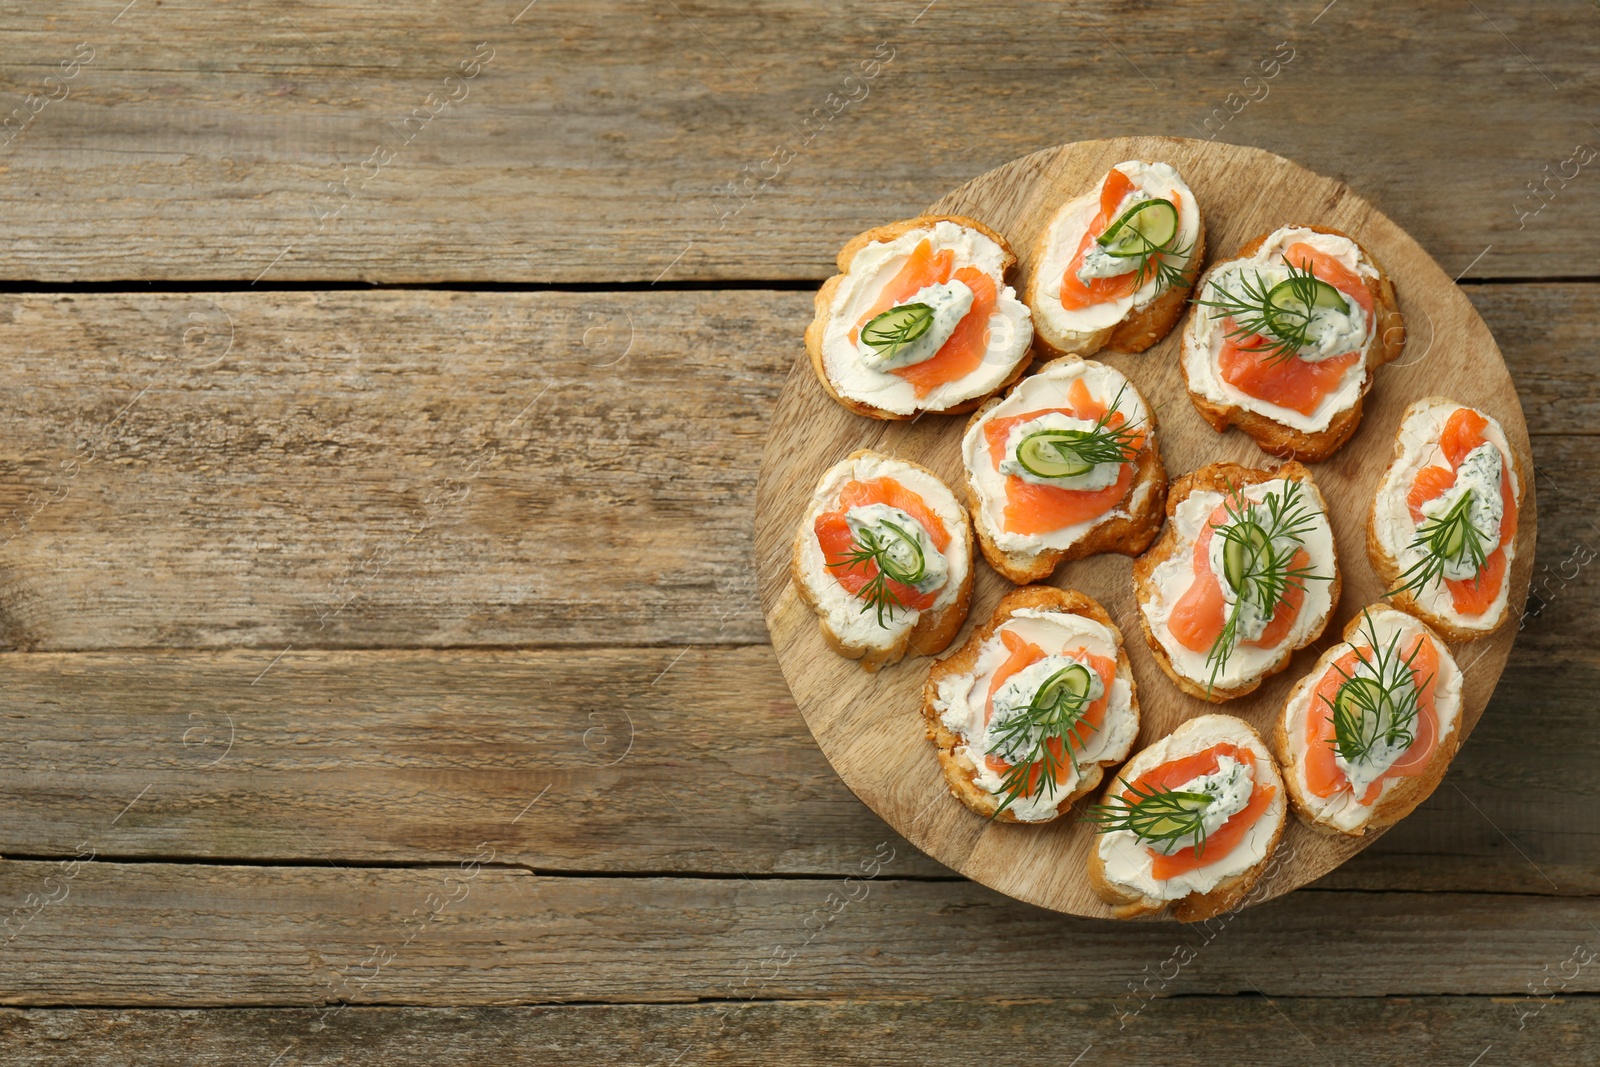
<box><xmin>0</xmin><ymin>2</ymin><xmax>1594</xmax><ymax>1063</ymax></box>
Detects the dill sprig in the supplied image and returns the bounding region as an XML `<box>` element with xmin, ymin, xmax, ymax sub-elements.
<box><xmin>1018</xmin><ymin>381</ymin><xmax>1147</xmax><ymax>473</ymax></box>
<box><xmin>1192</xmin><ymin>258</ymin><xmax>1331</xmax><ymax>367</ymax></box>
<box><xmin>1203</xmin><ymin>479</ymin><xmax>1330</xmax><ymax>696</ymax></box>
<box><xmin>825</xmin><ymin>518</ymin><xmax>926</xmax><ymax>628</ymax></box>
<box><xmin>1386</xmin><ymin>490</ymin><xmax>1494</xmax><ymax>600</ymax></box>
<box><xmin>1324</xmin><ymin>611</ymin><xmax>1430</xmax><ymax>766</ymax></box>
<box><xmin>989</xmin><ymin>662</ymin><xmax>1099</xmax><ymax>818</ymax></box>
<box><xmin>1084</xmin><ymin>778</ymin><xmax>1215</xmax><ymax>856</ymax></box>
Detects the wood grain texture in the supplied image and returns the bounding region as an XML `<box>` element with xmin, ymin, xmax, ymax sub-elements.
<box><xmin>0</xmin><ymin>2</ymin><xmax>1594</xmax><ymax>282</ymax></box>
<box><xmin>0</xmin><ymin>647</ymin><xmax>1592</xmax><ymax>893</ymax></box>
<box><xmin>756</xmin><ymin>137</ymin><xmax>1536</xmax><ymax>918</ymax></box>
<box><xmin>0</xmin><ymin>862</ymin><xmax>1595</xmax><ymax>1006</ymax></box>
<box><xmin>0</xmin><ymin>284</ymin><xmax>1589</xmax><ymax>653</ymax></box>
<box><xmin>3</xmin><ymin>998</ymin><xmax>1595</xmax><ymax>1066</ymax></box>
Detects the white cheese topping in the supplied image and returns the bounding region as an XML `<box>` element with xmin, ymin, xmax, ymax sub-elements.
<box><xmin>996</xmin><ymin>411</ymin><xmax>1123</xmax><ymax>491</ymax></box>
<box><xmin>1034</xmin><ymin>161</ymin><xmax>1201</xmax><ymax>340</ymax></box>
<box><xmin>1140</xmin><ymin>477</ymin><xmax>1336</xmax><ymax>692</ymax></box>
<box><xmin>1096</xmin><ymin>715</ymin><xmax>1284</xmax><ymax>900</ymax></box>
<box><xmin>841</xmin><ymin>503</ymin><xmax>950</xmax><ymax>595</ymax></box>
<box><xmin>961</xmin><ymin>359</ymin><xmax>1154</xmax><ymax>555</ymax></box>
<box><xmin>1159</xmin><ymin>755</ymin><xmax>1253</xmax><ymax>853</ymax></box>
<box><xmin>930</xmin><ymin>607</ymin><xmax>1137</xmax><ymax>823</ymax></box>
<box><xmin>1182</xmin><ymin>226</ymin><xmax>1377</xmax><ymax>433</ymax></box>
<box><xmin>821</xmin><ymin>220</ymin><xmax>1033</xmax><ymax>415</ymax></box>
<box><xmin>856</xmin><ymin>279</ymin><xmax>973</xmax><ymax>372</ymax></box>
<box><xmin>1371</xmin><ymin>399</ymin><xmax>1519</xmax><ymax>631</ymax></box>
<box><xmin>1418</xmin><ymin>442</ymin><xmax>1505</xmax><ymax>581</ymax></box>
<box><xmin>796</xmin><ymin>453</ymin><xmax>970</xmax><ymax>651</ymax></box>
<box><xmin>1281</xmin><ymin>606</ymin><xmax>1463</xmax><ymax>833</ymax></box>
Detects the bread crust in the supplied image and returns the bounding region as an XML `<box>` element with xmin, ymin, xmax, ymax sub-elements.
<box><xmin>804</xmin><ymin>215</ymin><xmax>1031</xmax><ymax>421</ymax></box>
<box><xmin>1181</xmin><ymin>224</ymin><xmax>1405</xmax><ymax>463</ymax></box>
<box><xmin>1271</xmin><ymin>608</ymin><xmax>1462</xmax><ymax>837</ymax></box>
<box><xmin>791</xmin><ymin>450</ymin><xmax>974</xmax><ymax>672</ymax></box>
<box><xmin>1085</xmin><ymin>714</ymin><xmax>1287</xmax><ymax>922</ymax></box>
<box><xmin>1365</xmin><ymin>400</ymin><xmax>1528</xmax><ymax>642</ymax></box>
<box><xmin>1131</xmin><ymin>461</ymin><xmax>1342</xmax><ymax>703</ymax></box>
<box><xmin>921</xmin><ymin>585</ymin><xmax>1139</xmax><ymax>823</ymax></box>
<box><xmin>961</xmin><ymin>355</ymin><xmax>1168</xmax><ymax>583</ymax></box>
<box><xmin>1025</xmin><ymin>175</ymin><xmax>1206</xmax><ymax>360</ymax></box>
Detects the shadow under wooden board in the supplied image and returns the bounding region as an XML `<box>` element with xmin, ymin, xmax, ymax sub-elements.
<box><xmin>754</xmin><ymin>136</ymin><xmax>1536</xmax><ymax>920</ymax></box>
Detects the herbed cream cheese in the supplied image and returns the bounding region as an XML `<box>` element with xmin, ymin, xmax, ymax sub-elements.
<box><xmin>1182</xmin><ymin>226</ymin><xmax>1378</xmax><ymax>433</ymax></box>
<box><xmin>1282</xmin><ymin>606</ymin><xmax>1463</xmax><ymax>833</ymax></box>
<box><xmin>797</xmin><ymin>453</ymin><xmax>970</xmax><ymax>651</ymax></box>
<box><xmin>1371</xmin><ymin>400</ymin><xmax>1519</xmax><ymax>631</ymax></box>
<box><xmin>930</xmin><ymin>607</ymin><xmax>1137</xmax><ymax>823</ymax></box>
<box><xmin>1141</xmin><ymin>478</ymin><xmax>1336</xmax><ymax>692</ymax></box>
<box><xmin>962</xmin><ymin>359</ymin><xmax>1153</xmax><ymax>555</ymax></box>
<box><xmin>856</xmin><ymin>279</ymin><xmax>973</xmax><ymax>372</ymax></box>
<box><xmin>1035</xmin><ymin>161</ymin><xmax>1201</xmax><ymax>340</ymax></box>
<box><xmin>1096</xmin><ymin>715</ymin><xmax>1284</xmax><ymax>900</ymax></box>
<box><xmin>821</xmin><ymin>220</ymin><xmax>1033</xmax><ymax>415</ymax></box>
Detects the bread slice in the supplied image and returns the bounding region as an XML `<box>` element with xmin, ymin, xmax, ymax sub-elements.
<box><xmin>961</xmin><ymin>356</ymin><xmax>1167</xmax><ymax>583</ymax></box>
<box><xmin>922</xmin><ymin>585</ymin><xmax>1140</xmax><ymax>822</ymax></box>
<box><xmin>791</xmin><ymin>449</ymin><xmax>974</xmax><ymax>672</ymax></box>
<box><xmin>1025</xmin><ymin>160</ymin><xmax>1205</xmax><ymax>359</ymax></box>
<box><xmin>1086</xmin><ymin>713</ymin><xmax>1287</xmax><ymax>922</ymax></box>
<box><xmin>1181</xmin><ymin>224</ymin><xmax>1405</xmax><ymax>463</ymax></box>
<box><xmin>1366</xmin><ymin>398</ymin><xmax>1527</xmax><ymax>642</ymax></box>
<box><xmin>1132</xmin><ymin>461</ymin><xmax>1341</xmax><ymax>703</ymax></box>
<box><xmin>1272</xmin><ymin>605</ymin><xmax>1463</xmax><ymax>837</ymax></box>
<box><xmin>804</xmin><ymin>214</ymin><xmax>1033</xmax><ymax>421</ymax></box>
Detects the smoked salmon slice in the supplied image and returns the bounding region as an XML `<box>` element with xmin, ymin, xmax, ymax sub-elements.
<box><xmin>891</xmin><ymin>266</ymin><xmax>997</xmax><ymax>397</ymax></box>
<box><xmin>1213</xmin><ymin>240</ymin><xmax>1372</xmax><ymax>416</ymax></box>
<box><xmin>981</xmin><ymin>629</ymin><xmax>1115</xmax><ymax>797</ymax></box>
<box><xmin>814</xmin><ymin>477</ymin><xmax>950</xmax><ymax>611</ymax></box>
<box><xmin>1303</xmin><ymin>633</ymin><xmax>1440</xmax><ymax>804</ymax></box>
<box><xmin>1059</xmin><ymin>169</ymin><xmax>1144</xmax><ymax>311</ymax></box>
<box><xmin>980</xmin><ymin>377</ymin><xmax>1144</xmax><ymax>536</ymax></box>
<box><xmin>1403</xmin><ymin>408</ymin><xmax>1517</xmax><ymax>616</ymax></box>
<box><xmin>1166</xmin><ymin>497</ymin><xmax>1308</xmax><ymax>655</ymax></box>
<box><xmin>1117</xmin><ymin>743</ymin><xmax>1275</xmax><ymax>878</ymax></box>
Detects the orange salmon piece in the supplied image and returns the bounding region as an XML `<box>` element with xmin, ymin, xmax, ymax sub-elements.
<box><xmin>1059</xmin><ymin>168</ymin><xmax>1146</xmax><ymax>311</ymax></box>
<box><xmin>890</xmin><ymin>265</ymin><xmax>998</xmax><ymax>397</ymax></box>
<box><xmin>1304</xmin><ymin>633</ymin><xmax>1440</xmax><ymax>803</ymax></box>
<box><xmin>814</xmin><ymin>477</ymin><xmax>951</xmax><ymax>611</ymax></box>
<box><xmin>1407</xmin><ymin>408</ymin><xmax>1517</xmax><ymax>616</ymax></box>
<box><xmin>1217</xmin><ymin>342</ymin><xmax>1360</xmax><ymax>417</ymax></box>
<box><xmin>982</xmin><ymin>630</ymin><xmax>1117</xmax><ymax>796</ymax></box>
<box><xmin>850</xmin><ymin>239</ymin><xmax>955</xmax><ymax>343</ymax></box>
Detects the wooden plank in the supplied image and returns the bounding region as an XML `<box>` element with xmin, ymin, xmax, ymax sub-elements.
<box><xmin>0</xmin><ymin>2</ymin><xmax>1594</xmax><ymax>282</ymax></box>
<box><xmin>0</xmin><ymin>285</ymin><xmax>1593</xmax><ymax>653</ymax></box>
<box><xmin>2</xmin><ymin>998</ymin><xmax>1595</xmax><ymax>1066</ymax></box>
<box><xmin>0</xmin><ymin>646</ymin><xmax>1593</xmax><ymax>893</ymax></box>
<box><xmin>0</xmin><ymin>863</ymin><xmax>1597</xmax><ymax>1005</ymax></box>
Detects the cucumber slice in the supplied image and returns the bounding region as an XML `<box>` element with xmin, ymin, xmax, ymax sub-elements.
<box><xmin>1016</xmin><ymin>429</ymin><xmax>1095</xmax><ymax>479</ymax></box>
<box><xmin>1222</xmin><ymin>520</ymin><xmax>1269</xmax><ymax>593</ymax></box>
<box><xmin>874</xmin><ymin>518</ymin><xmax>927</xmax><ymax>585</ymax></box>
<box><xmin>1033</xmin><ymin>662</ymin><xmax>1093</xmax><ymax>713</ymax></box>
<box><xmin>1137</xmin><ymin>790</ymin><xmax>1213</xmax><ymax>840</ymax></box>
<box><xmin>861</xmin><ymin>302</ymin><xmax>934</xmax><ymax>359</ymax></box>
<box><xmin>1097</xmin><ymin>198</ymin><xmax>1179</xmax><ymax>258</ymax></box>
<box><xmin>1263</xmin><ymin>274</ymin><xmax>1344</xmax><ymax>341</ymax></box>
<box><xmin>1436</xmin><ymin>492</ymin><xmax>1474</xmax><ymax>560</ymax></box>
<box><xmin>1334</xmin><ymin>675</ymin><xmax>1391</xmax><ymax>726</ymax></box>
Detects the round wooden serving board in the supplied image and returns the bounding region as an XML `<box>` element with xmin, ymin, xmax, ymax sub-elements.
<box><xmin>753</xmin><ymin>136</ymin><xmax>1536</xmax><ymax>920</ymax></box>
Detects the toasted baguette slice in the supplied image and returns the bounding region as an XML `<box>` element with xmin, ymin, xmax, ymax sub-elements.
<box><xmin>1025</xmin><ymin>160</ymin><xmax>1205</xmax><ymax>360</ymax></box>
<box><xmin>1132</xmin><ymin>461</ymin><xmax>1341</xmax><ymax>703</ymax></box>
<box><xmin>923</xmin><ymin>586</ymin><xmax>1140</xmax><ymax>823</ymax></box>
<box><xmin>1367</xmin><ymin>397</ymin><xmax>1527</xmax><ymax>642</ymax></box>
<box><xmin>1181</xmin><ymin>224</ymin><xmax>1404</xmax><ymax>462</ymax></box>
<box><xmin>960</xmin><ymin>356</ymin><xmax>1168</xmax><ymax>583</ymax></box>
<box><xmin>1273</xmin><ymin>605</ymin><xmax>1463</xmax><ymax>837</ymax></box>
<box><xmin>791</xmin><ymin>449</ymin><xmax>973</xmax><ymax>671</ymax></box>
<box><xmin>805</xmin><ymin>215</ymin><xmax>1034</xmax><ymax>421</ymax></box>
<box><xmin>1087</xmin><ymin>713</ymin><xmax>1287</xmax><ymax>922</ymax></box>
